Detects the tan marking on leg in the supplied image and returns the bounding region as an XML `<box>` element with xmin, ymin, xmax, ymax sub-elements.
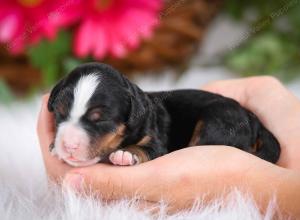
<box><xmin>122</xmin><ymin>145</ymin><xmax>150</xmax><ymax>164</ymax></box>
<box><xmin>251</xmin><ymin>139</ymin><xmax>263</xmax><ymax>153</ymax></box>
<box><xmin>188</xmin><ymin>120</ymin><xmax>204</xmax><ymax>146</ymax></box>
<box><xmin>136</xmin><ymin>135</ymin><xmax>151</xmax><ymax>146</ymax></box>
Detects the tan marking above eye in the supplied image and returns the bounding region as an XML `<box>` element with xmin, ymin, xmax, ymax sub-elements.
<box><xmin>56</xmin><ymin>103</ymin><xmax>67</xmax><ymax>116</ymax></box>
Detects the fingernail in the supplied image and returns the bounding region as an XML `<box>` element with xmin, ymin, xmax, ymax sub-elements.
<box><xmin>63</xmin><ymin>173</ymin><xmax>84</xmax><ymax>192</ymax></box>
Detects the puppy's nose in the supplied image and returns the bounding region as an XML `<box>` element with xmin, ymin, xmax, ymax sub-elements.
<box><xmin>63</xmin><ymin>142</ymin><xmax>79</xmax><ymax>153</ymax></box>
<box><xmin>61</xmin><ymin>125</ymin><xmax>84</xmax><ymax>153</ymax></box>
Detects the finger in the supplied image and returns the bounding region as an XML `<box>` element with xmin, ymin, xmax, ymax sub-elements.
<box><xmin>37</xmin><ymin>94</ymin><xmax>72</xmax><ymax>181</ymax></box>
<box><xmin>201</xmin><ymin>78</ymin><xmax>250</xmax><ymax>106</ymax></box>
<box><xmin>63</xmin><ymin>162</ymin><xmax>160</xmax><ymax>201</ymax></box>
<box><xmin>202</xmin><ymin>77</ymin><xmax>287</xmax><ymax>138</ymax></box>
<box><xmin>61</xmin><ymin>146</ymin><xmax>234</xmax><ymax>203</ymax></box>
<box><xmin>202</xmin><ymin>77</ymin><xmax>300</xmax><ymax>170</ymax></box>
<box><xmin>37</xmin><ymin>94</ymin><xmax>55</xmax><ymax>148</ymax></box>
<box><xmin>62</xmin><ymin>146</ymin><xmax>259</xmax><ymax>210</ymax></box>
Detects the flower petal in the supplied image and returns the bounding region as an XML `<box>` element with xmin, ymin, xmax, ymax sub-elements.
<box><xmin>109</xmin><ymin>32</ymin><xmax>127</xmax><ymax>58</ymax></box>
<box><xmin>92</xmin><ymin>23</ymin><xmax>108</xmax><ymax>59</ymax></box>
<box><xmin>7</xmin><ymin>31</ymin><xmax>26</xmax><ymax>54</ymax></box>
<box><xmin>123</xmin><ymin>8</ymin><xmax>159</xmax><ymax>39</ymax></box>
<box><xmin>127</xmin><ymin>0</ymin><xmax>163</xmax><ymax>11</ymax></box>
<box><xmin>0</xmin><ymin>13</ymin><xmax>20</xmax><ymax>42</ymax></box>
<box><xmin>116</xmin><ymin>14</ymin><xmax>140</xmax><ymax>49</ymax></box>
<box><xmin>74</xmin><ymin>19</ymin><xmax>95</xmax><ymax>57</ymax></box>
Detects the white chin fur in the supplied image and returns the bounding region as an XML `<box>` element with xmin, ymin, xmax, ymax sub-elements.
<box><xmin>64</xmin><ymin>157</ymin><xmax>101</xmax><ymax>167</ymax></box>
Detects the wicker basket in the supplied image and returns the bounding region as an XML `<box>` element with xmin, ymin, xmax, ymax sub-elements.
<box><xmin>0</xmin><ymin>48</ymin><xmax>41</xmax><ymax>94</ymax></box>
<box><xmin>108</xmin><ymin>0</ymin><xmax>223</xmax><ymax>74</ymax></box>
<box><xmin>0</xmin><ymin>0</ymin><xmax>223</xmax><ymax>93</ymax></box>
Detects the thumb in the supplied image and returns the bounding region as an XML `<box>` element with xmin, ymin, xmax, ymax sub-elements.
<box><xmin>201</xmin><ymin>78</ymin><xmax>248</xmax><ymax>105</ymax></box>
<box><xmin>63</xmin><ymin>163</ymin><xmax>155</xmax><ymax>200</ymax></box>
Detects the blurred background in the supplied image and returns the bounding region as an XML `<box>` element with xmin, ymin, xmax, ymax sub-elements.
<box><xmin>0</xmin><ymin>0</ymin><xmax>300</xmax><ymax>103</ymax></box>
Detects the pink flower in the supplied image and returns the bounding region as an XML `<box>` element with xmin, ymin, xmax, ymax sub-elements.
<box><xmin>74</xmin><ymin>0</ymin><xmax>163</xmax><ymax>59</ymax></box>
<box><xmin>0</xmin><ymin>0</ymin><xmax>80</xmax><ymax>53</ymax></box>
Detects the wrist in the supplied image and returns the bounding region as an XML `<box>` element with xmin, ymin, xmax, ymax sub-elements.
<box><xmin>240</xmin><ymin>159</ymin><xmax>300</xmax><ymax>218</ymax></box>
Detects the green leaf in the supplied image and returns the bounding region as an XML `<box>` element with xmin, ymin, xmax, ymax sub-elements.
<box><xmin>225</xmin><ymin>32</ymin><xmax>300</xmax><ymax>81</ymax></box>
<box><xmin>28</xmin><ymin>31</ymin><xmax>72</xmax><ymax>87</ymax></box>
<box><xmin>0</xmin><ymin>80</ymin><xmax>15</xmax><ymax>103</ymax></box>
<box><xmin>223</xmin><ymin>0</ymin><xmax>300</xmax><ymax>81</ymax></box>
<box><xmin>62</xmin><ymin>57</ymin><xmax>84</xmax><ymax>75</ymax></box>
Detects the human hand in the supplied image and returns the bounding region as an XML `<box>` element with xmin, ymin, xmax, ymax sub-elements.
<box><xmin>37</xmin><ymin>77</ymin><xmax>300</xmax><ymax>217</ymax></box>
<box><xmin>63</xmin><ymin>146</ymin><xmax>290</xmax><ymax>211</ymax></box>
<box><xmin>37</xmin><ymin>94</ymin><xmax>73</xmax><ymax>182</ymax></box>
<box><xmin>36</xmin><ymin>97</ymin><xmax>259</xmax><ymax>206</ymax></box>
<box><xmin>36</xmin><ymin>95</ymin><xmax>255</xmax><ymax>189</ymax></box>
<box><xmin>202</xmin><ymin>76</ymin><xmax>300</xmax><ymax>171</ymax></box>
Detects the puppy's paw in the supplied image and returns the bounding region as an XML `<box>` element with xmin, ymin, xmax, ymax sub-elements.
<box><xmin>109</xmin><ymin>150</ymin><xmax>139</xmax><ymax>166</ymax></box>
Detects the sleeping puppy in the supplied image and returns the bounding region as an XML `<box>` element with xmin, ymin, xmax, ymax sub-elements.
<box><xmin>48</xmin><ymin>63</ymin><xmax>280</xmax><ymax>167</ymax></box>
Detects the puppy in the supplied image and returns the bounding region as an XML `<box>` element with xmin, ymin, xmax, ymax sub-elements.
<box><xmin>48</xmin><ymin>63</ymin><xmax>280</xmax><ymax>167</ymax></box>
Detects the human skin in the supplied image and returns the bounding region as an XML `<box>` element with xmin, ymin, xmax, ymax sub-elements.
<box><xmin>202</xmin><ymin>76</ymin><xmax>300</xmax><ymax>171</ymax></box>
<box><xmin>37</xmin><ymin>76</ymin><xmax>300</xmax><ymax>217</ymax></box>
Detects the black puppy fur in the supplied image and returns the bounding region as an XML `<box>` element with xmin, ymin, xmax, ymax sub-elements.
<box><xmin>49</xmin><ymin>63</ymin><xmax>281</xmax><ymax>164</ymax></box>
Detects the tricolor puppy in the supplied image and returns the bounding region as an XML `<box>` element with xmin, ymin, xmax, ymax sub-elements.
<box><xmin>48</xmin><ymin>63</ymin><xmax>280</xmax><ymax>167</ymax></box>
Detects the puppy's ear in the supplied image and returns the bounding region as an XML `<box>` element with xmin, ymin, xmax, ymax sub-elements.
<box><xmin>48</xmin><ymin>78</ymin><xmax>65</xmax><ymax>112</ymax></box>
<box><xmin>126</xmin><ymin>91</ymin><xmax>147</xmax><ymax>130</ymax></box>
<box><xmin>119</xmin><ymin>73</ymin><xmax>147</xmax><ymax>130</ymax></box>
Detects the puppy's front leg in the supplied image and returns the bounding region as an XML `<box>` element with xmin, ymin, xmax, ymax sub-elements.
<box><xmin>109</xmin><ymin>145</ymin><xmax>150</xmax><ymax>166</ymax></box>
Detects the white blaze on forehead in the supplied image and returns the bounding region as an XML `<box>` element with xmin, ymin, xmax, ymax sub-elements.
<box><xmin>70</xmin><ymin>74</ymin><xmax>99</xmax><ymax>121</ymax></box>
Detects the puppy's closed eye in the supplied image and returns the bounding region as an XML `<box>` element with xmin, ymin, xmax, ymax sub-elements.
<box><xmin>87</xmin><ymin>108</ymin><xmax>102</xmax><ymax>122</ymax></box>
